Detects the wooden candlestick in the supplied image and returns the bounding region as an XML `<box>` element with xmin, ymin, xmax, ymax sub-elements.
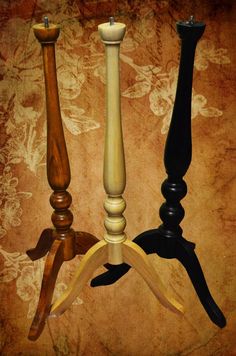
<box><xmin>26</xmin><ymin>18</ymin><xmax>99</xmax><ymax>340</ymax></box>
<box><xmin>49</xmin><ymin>18</ymin><xmax>184</xmax><ymax>318</ymax></box>
<box><xmin>90</xmin><ymin>17</ymin><xmax>226</xmax><ymax>329</ymax></box>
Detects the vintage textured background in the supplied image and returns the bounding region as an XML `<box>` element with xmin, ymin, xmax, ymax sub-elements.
<box><xmin>0</xmin><ymin>0</ymin><xmax>235</xmax><ymax>355</ymax></box>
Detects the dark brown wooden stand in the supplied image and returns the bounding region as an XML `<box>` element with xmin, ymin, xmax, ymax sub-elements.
<box><xmin>90</xmin><ymin>17</ymin><xmax>226</xmax><ymax>329</ymax></box>
<box><xmin>26</xmin><ymin>19</ymin><xmax>99</xmax><ymax>341</ymax></box>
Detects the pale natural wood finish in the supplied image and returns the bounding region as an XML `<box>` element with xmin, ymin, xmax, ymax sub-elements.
<box><xmin>122</xmin><ymin>240</ymin><xmax>183</xmax><ymax>313</ymax></box>
<box><xmin>50</xmin><ymin>240</ymin><xmax>108</xmax><ymax>316</ymax></box>
<box><xmin>50</xmin><ymin>20</ymin><xmax>184</xmax><ymax>319</ymax></box>
<box><xmin>50</xmin><ymin>239</ymin><xmax>183</xmax><ymax>317</ymax></box>
<box><xmin>100</xmin><ymin>22</ymin><xmax>127</xmax><ymax>265</ymax></box>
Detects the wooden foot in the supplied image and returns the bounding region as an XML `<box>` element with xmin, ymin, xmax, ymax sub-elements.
<box><xmin>176</xmin><ymin>237</ymin><xmax>226</xmax><ymax>328</ymax></box>
<box><xmin>90</xmin><ymin>230</ymin><xmax>226</xmax><ymax>328</ymax></box>
<box><xmin>27</xmin><ymin>231</ymin><xmax>100</xmax><ymax>340</ymax></box>
<box><xmin>26</xmin><ymin>228</ymin><xmax>54</xmax><ymax>261</ymax></box>
<box><xmin>28</xmin><ymin>239</ymin><xmax>64</xmax><ymax>341</ymax></box>
<box><xmin>122</xmin><ymin>240</ymin><xmax>183</xmax><ymax>315</ymax></box>
<box><xmin>50</xmin><ymin>240</ymin><xmax>183</xmax><ymax>318</ymax></box>
<box><xmin>50</xmin><ymin>240</ymin><xmax>108</xmax><ymax>317</ymax></box>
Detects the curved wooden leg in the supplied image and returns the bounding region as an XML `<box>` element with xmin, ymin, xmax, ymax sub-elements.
<box><xmin>50</xmin><ymin>240</ymin><xmax>183</xmax><ymax>318</ymax></box>
<box><xmin>90</xmin><ymin>230</ymin><xmax>157</xmax><ymax>287</ymax></box>
<box><xmin>28</xmin><ymin>239</ymin><xmax>64</xmax><ymax>341</ymax></box>
<box><xmin>176</xmin><ymin>237</ymin><xmax>226</xmax><ymax>328</ymax></box>
<box><xmin>91</xmin><ymin>231</ymin><xmax>226</xmax><ymax>328</ymax></box>
<box><xmin>75</xmin><ymin>231</ymin><xmax>100</xmax><ymax>255</ymax></box>
<box><xmin>122</xmin><ymin>240</ymin><xmax>183</xmax><ymax>315</ymax></box>
<box><xmin>50</xmin><ymin>240</ymin><xmax>108</xmax><ymax>317</ymax></box>
<box><xmin>27</xmin><ymin>231</ymin><xmax>99</xmax><ymax>340</ymax></box>
<box><xmin>26</xmin><ymin>228</ymin><xmax>54</xmax><ymax>261</ymax></box>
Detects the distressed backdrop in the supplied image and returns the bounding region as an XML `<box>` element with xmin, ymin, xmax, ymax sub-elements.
<box><xmin>0</xmin><ymin>0</ymin><xmax>235</xmax><ymax>355</ymax></box>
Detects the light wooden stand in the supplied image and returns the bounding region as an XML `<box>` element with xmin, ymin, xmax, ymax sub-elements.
<box><xmin>50</xmin><ymin>20</ymin><xmax>184</xmax><ymax>318</ymax></box>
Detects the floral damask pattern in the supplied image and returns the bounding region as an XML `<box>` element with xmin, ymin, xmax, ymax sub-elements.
<box><xmin>0</xmin><ymin>1</ymin><xmax>231</xmax><ymax>311</ymax></box>
<box><xmin>0</xmin><ymin>0</ymin><xmax>234</xmax><ymax>354</ymax></box>
<box><xmin>0</xmin><ymin>167</ymin><xmax>32</xmax><ymax>238</ymax></box>
<box><xmin>89</xmin><ymin>36</ymin><xmax>230</xmax><ymax>134</ymax></box>
<box><xmin>0</xmin><ymin>246</ymin><xmax>83</xmax><ymax>318</ymax></box>
<box><xmin>195</xmin><ymin>39</ymin><xmax>231</xmax><ymax>71</ymax></box>
<box><xmin>0</xmin><ymin>16</ymin><xmax>101</xmax><ymax>173</ymax></box>
<box><xmin>121</xmin><ymin>41</ymin><xmax>229</xmax><ymax>133</ymax></box>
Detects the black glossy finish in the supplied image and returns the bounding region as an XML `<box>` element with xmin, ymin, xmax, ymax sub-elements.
<box><xmin>91</xmin><ymin>19</ymin><xmax>226</xmax><ymax>328</ymax></box>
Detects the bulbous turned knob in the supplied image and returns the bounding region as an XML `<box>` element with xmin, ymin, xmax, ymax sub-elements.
<box><xmin>33</xmin><ymin>17</ymin><xmax>60</xmax><ymax>43</ymax></box>
<box><xmin>50</xmin><ymin>191</ymin><xmax>72</xmax><ymax>210</ymax></box>
<box><xmin>159</xmin><ymin>202</ymin><xmax>185</xmax><ymax>228</ymax></box>
<box><xmin>50</xmin><ymin>191</ymin><xmax>73</xmax><ymax>231</ymax></box>
<box><xmin>161</xmin><ymin>179</ymin><xmax>187</xmax><ymax>202</ymax></box>
<box><xmin>51</xmin><ymin>210</ymin><xmax>73</xmax><ymax>231</ymax></box>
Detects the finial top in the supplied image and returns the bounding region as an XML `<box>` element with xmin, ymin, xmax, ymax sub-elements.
<box><xmin>178</xmin><ymin>15</ymin><xmax>205</xmax><ymax>28</ymax></box>
<box><xmin>176</xmin><ymin>15</ymin><xmax>205</xmax><ymax>41</ymax></box>
<box><xmin>98</xmin><ymin>19</ymin><xmax>126</xmax><ymax>44</ymax></box>
<box><xmin>33</xmin><ymin>19</ymin><xmax>60</xmax><ymax>43</ymax></box>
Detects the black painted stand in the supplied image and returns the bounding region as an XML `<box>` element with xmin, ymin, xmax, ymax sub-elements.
<box><xmin>91</xmin><ymin>18</ymin><xmax>226</xmax><ymax>328</ymax></box>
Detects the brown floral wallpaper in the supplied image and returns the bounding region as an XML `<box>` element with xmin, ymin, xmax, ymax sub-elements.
<box><xmin>0</xmin><ymin>0</ymin><xmax>235</xmax><ymax>355</ymax></box>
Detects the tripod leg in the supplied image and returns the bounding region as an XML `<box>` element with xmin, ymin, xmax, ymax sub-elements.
<box><xmin>28</xmin><ymin>239</ymin><xmax>64</xmax><ymax>341</ymax></box>
<box><xmin>90</xmin><ymin>229</ymin><xmax>158</xmax><ymax>287</ymax></box>
<box><xmin>50</xmin><ymin>239</ymin><xmax>183</xmax><ymax>318</ymax></box>
<box><xmin>26</xmin><ymin>228</ymin><xmax>54</xmax><ymax>261</ymax></box>
<box><xmin>90</xmin><ymin>232</ymin><xmax>226</xmax><ymax>328</ymax></box>
<box><xmin>28</xmin><ymin>232</ymin><xmax>100</xmax><ymax>341</ymax></box>
<box><xmin>75</xmin><ymin>231</ymin><xmax>100</xmax><ymax>255</ymax></box>
<box><xmin>176</xmin><ymin>237</ymin><xmax>226</xmax><ymax>328</ymax></box>
<box><xmin>123</xmin><ymin>240</ymin><xmax>183</xmax><ymax>315</ymax></box>
<box><xmin>90</xmin><ymin>263</ymin><xmax>130</xmax><ymax>287</ymax></box>
<box><xmin>50</xmin><ymin>240</ymin><xmax>108</xmax><ymax>317</ymax></box>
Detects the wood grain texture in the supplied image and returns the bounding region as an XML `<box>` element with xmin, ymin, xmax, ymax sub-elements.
<box><xmin>25</xmin><ymin>22</ymin><xmax>100</xmax><ymax>340</ymax></box>
<box><xmin>0</xmin><ymin>1</ymin><xmax>235</xmax><ymax>354</ymax></box>
<box><xmin>50</xmin><ymin>240</ymin><xmax>108</xmax><ymax>317</ymax></box>
<box><xmin>28</xmin><ymin>239</ymin><xmax>64</xmax><ymax>341</ymax></box>
<box><xmin>50</xmin><ymin>239</ymin><xmax>183</xmax><ymax>317</ymax></box>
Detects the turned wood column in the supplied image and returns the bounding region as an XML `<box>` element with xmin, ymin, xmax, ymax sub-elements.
<box><xmin>98</xmin><ymin>19</ymin><xmax>127</xmax><ymax>264</ymax></box>
<box><xmin>158</xmin><ymin>18</ymin><xmax>206</xmax><ymax>243</ymax></box>
<box><xmin>33</xmin><ymin>21</ymin><xmax>75</xmax><ymax>260</ymax></box>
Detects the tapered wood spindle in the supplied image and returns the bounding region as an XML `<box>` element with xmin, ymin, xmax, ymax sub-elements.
<box><xmin>159</xmin><ymin>18</ymin><xmax>206</xmax><ymax>239</ymax></box>
<box><xmin>99</xmin><ymin>18</ymin><xmax>127</xmax><ymax>264</ymax></box>
<box><xmin>26</xmin><ymin>18</ymin><xmax>101</xmax><ymax>340</ymax></box>
<box><xmin>33</xmin><ymin>21</ymin><xmax>75</xmax><ymax>260</ymax></box>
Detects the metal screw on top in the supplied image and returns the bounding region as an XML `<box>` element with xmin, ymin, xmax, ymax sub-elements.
<box><xmin>186</xmin><ymin>15</ymin><xmax>195</xmax><ymax>25</ymax></box>
<box><xmin>109</xmin><ymin>16</ymin><xmax>115</xmax><ymax>25</ymax></box>
<box><xmin>44</xmin><ymin>16</ymin><xmax>49</xmax><ymax>28</ymax></box>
